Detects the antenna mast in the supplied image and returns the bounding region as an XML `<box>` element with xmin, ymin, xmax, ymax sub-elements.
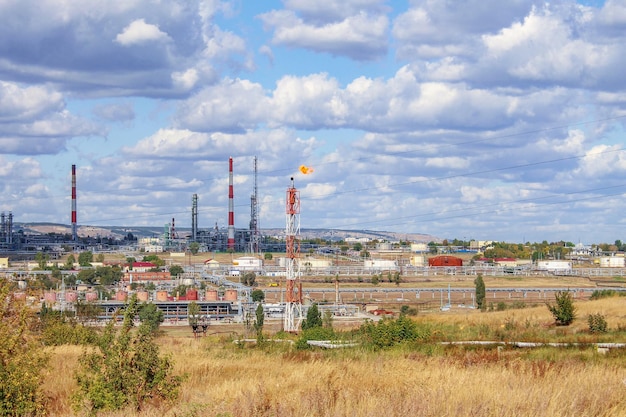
<box><xmin>284</xmin><ymin>177</ymin><xmax>303</xmax><ymax>332</ymax></box>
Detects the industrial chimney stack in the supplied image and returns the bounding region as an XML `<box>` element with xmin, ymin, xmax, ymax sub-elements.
<box><xmin>71</xmin><ymin>164</ymin><xmax>77</xmax><ymax>241</ymax></box>
<box><xmin>227</xmin><ymin>157</ymin><xmax>235</xmax><ymax>250</ymax></box>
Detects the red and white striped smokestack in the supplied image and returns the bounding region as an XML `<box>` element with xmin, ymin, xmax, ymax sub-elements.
<box><xmin>71</xmin><ymin>164</ymin><xmax>77</xmax><ymax>241</ymax></box>
<box><xmin>227</xmin><ymin>156</ymin><xmax>235</xmax><ymax>250</ymax></box>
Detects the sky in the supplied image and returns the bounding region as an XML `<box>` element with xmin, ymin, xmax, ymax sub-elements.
<box><xmin>1</xmin><ymin>0</ymin><xmax>626</xmax><ymax>244</ymax></box>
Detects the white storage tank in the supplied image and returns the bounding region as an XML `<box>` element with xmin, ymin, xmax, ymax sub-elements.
<box><xmin>599</xmin><ymin>257</ymin><xmax>625</xmax><ymax>268</ymax></box>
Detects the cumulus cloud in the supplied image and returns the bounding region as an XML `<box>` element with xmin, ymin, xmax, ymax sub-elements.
<box><xmin>259</xmin><ymin>7</ymin><xmax>389</xmax><ymax>60</ymax></box>
<box><xmin>115</xmin><ymin>19</ymin><xmax>170</xmax><ymax>46</ymax></box>
<box><xmin>0</xmin><ymin>0</ymin><xmax>250</xmax><ymax>96</ymax></box>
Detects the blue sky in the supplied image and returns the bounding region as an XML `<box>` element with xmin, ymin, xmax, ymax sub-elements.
<box><xmin>1</xmin><ymin>0</ymin><xmax>626</xmax><ymax>244</ymax></box>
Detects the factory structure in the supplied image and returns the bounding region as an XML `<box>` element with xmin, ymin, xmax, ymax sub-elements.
<box><xmin>1</xmin><ymin>157</ymin><xmax>276</xmax><ymax>256</ymax></box>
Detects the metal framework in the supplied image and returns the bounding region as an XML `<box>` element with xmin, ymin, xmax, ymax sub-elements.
<box><xmin>284</xmin><ymin>177</ymin><xmax>303</xmax><ymax>332</ymax></box>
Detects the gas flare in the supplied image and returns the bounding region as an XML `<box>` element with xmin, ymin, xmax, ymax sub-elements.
<box><xmin>299</xmin><ymin>165</ymin><xmax>314</xmax><ymax>175</ymax></box>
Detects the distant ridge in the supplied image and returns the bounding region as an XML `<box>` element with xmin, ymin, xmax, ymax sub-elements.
<box><xmin>16</xmin><ymin>223</ymin><xmax>439</xmax><ymax>243</ymax></box>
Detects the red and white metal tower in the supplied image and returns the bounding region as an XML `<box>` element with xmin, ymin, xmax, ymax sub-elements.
<box><xmin>227</xmin><ymin>156</ymin><xmax>235</xmax><ymax>250</ymax></box>
<box><xmin>284</xmin><ymin>177</ymin><xmax>303</xmax><ymax>332</ymax></box>
<box><xmin>71</xmin><ymin>164</ymin><xmax>77</xmax><ymax>241</ymax></box>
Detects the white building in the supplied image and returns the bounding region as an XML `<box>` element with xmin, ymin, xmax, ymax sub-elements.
<box><xmin>364</xmin><ymin>259</ymin><xmax>398</xmax><ymax>271</ymax></box>
<box><xmin>536</xmin><ymin>260</ymin><xmax>572</xmax><ymax>272</ymax></box>
<box><xmin>233</xmin><ymin>256</ymin><xmax>263</xmax><ymax>271</ymax></box>
<box><xmin>599</xmin><ymin>256</ymin><xmax>625</xmax><ymax>268</ymax></box>
<box><xmin>410</xmin><ymin>243</ymin><xmax>428</xmax><ymax>253</ymax></box>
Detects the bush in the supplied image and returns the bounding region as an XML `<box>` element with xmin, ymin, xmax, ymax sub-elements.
<box><xmin>359</xmin><ymin>315</ymin><xmax>429</xmax><ymax>349</ymax></box>
<box><xmin>590</xmin><ymin>289</ymin><xmax>624</xmax><ymax>300</ymax></box>
<box><xmin>295</xmin><ymin>326</ymin><xmax>337</xmax><ymax>350</ymax></box>
<box><xmin>72</xmin><ymin>294</ymin><xmax>182</xmax><ymax>414</ymax></box>
<box><xmin>0</xmin><ymin>280</ymin><xmax>48</xmax><ymax>416</ymax></box>
<box><xmin>251</xmin><ymin>289</ymin><xmax>265</xmax><ymax>302</ymax></box>
<box><xmin>546</xmin><ymin>291</ymin><xmax>576</xmax><ymax>326</ymax></box>
<box><xmin>588</xmin><ymin>313</ymin><xmax>608</xmax><ymax>333</ymax></box>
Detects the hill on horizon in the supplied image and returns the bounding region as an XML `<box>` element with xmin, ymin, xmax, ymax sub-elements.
<box><xmin>15</xmin><ymin>223</ymin><xmax>439</xmax><ymax>243</ymax></box>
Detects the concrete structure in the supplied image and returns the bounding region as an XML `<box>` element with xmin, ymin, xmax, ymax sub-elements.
<box><xmin>232</xmin><ymin>256</ymin><xmax>263</xmax><ymax>271</ymax></box>
<box><xmin>124</xmin><ymin>262</ymin><xmax>158</xmax><ymax>273</ymax></box>
<box><xmin>204</xmin><ymin>259</ymin><xmax>220</xmax><ymax>269</ymax></box>
<box><xmin>599</xmin><ymin>256</ymin><xmax>625</xmax><ymax>268</ymax></box>
<box><xmin>123</xmin><ymin>272</ymin><xmax>170</xmax><ymax>283</ymax></box>
<box><xmin>536</xmin><ymin>260</ymin><xmax>572</xmax><ymax>272</ymax></box>
<box><xmin>299</xmin><ymin>257</ymin><xmax>332</xmax><ymax>269</ymax></box>
<box><xmin>364</xmin><ymin>259</ymin><xmax>398</xmax><ymax>270</ymax></box>
<box><xmin>411</xmin><ymin>243</ymin><xmax>428</xmax><ymax>252</ymax></box>
<box><xmin>410</xmin><ymin>255</ymin><xmax>426</xmax><ymax>267</ymax></box>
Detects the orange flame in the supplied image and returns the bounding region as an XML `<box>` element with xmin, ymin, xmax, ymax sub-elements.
<box><xmin>299</xmin><ymin>165</ymin><xmax>314</xmax><ymax>175</ymax></box>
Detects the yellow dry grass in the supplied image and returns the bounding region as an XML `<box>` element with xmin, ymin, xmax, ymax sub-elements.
<box><xmin>42</xmin><ymin>297</ymin><xmax>626</xmax><ymax>417</ymax></box>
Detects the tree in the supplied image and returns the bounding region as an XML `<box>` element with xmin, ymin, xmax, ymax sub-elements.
<box><xmin>371</xmin><ymin>274</ymin><xmax>379</xmax><ymax>285</ymax></box>
<box><xmin>474</xmin><ymin>274</ymin><xmax>486</xmax><ymax>311</ymax></box>
<box><xmin>78</xmin><ymin>251</ymin><xmax>93</xmax><ymax>267</ymax></box>
<box><xmin>353</xmin><ymin>242</ymin><xmax>363</xmax><ymax>252</ymax></box>
<box><xmin>72</xmin><ymin>294</ymin><xmax>182</xmax><ymax>413</ymax></box>
<box><xmin>254</xmin><ymin>304</ymin><xmax>264</xmax><ymax>342</ymax></box>
<box><xmin>251</xmin><ymin>289</ymin><xmax>265</xmax><ymax>302</ymax></box>
<box><xmin>393</xmin><ymin>271</ymin><xmax>401</xmax><ymax>286</ymax></box>
<box><xmin>264</xmin><ymin>252</ymin><xmax>273</xmax><ymax>260</ymax></box>
<box><xmin>0</xmin><ymin>280</ymin><xmax>48</xmax><ymax>416</ymax></box>
<box><xmin>302</xmin><ymin>303</ymin><xmax>322</xmax><ymax>331</ymax></box>
<box><xmin>138</xmin><ymin>303</ymin><xmax>164</xmax><ymax>333</ymax></box>
<box><xmin>546</xmin><ymin>291</ymin><xmax>576</xmax><ymax>326</ymax></box>
<box><xmin>77</xmin><ymin>268</ymin><xmax>97</xmax><ymax>285</ymax></box>
<box><xmin>242</xmin><ymin>272</ymin><xmax>256</xmax><ymax>287</ymax></box>
<box><xmin>169</xmin><ymin>264</ymin><xmax>184</xmax><ymax>277</ymax></box>
<box><xmin>188</xmin><ymin>242</ymin><xmax>200</xmax><ymax>255</ymax></box>
<box><xmin>64</xmin><ymin>254</ymin><xmax>76</xmax><ymax>270</ymax></box>
<box><xmin>188</xmin><ymin>301</ymin><xmax>200</xmax><ymax>326</ymax></box>
<box><xmin>35</xmin><ymin>252</ymin><xmax>49</xmax><ymax>270</ymax></box>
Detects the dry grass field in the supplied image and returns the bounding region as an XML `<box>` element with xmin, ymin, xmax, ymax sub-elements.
<box><xmin>40</xmin><ymin>297</ymin><xmax>626</xmax><ymax>417</ymax></box>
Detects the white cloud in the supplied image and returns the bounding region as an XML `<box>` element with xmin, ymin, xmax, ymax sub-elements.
<box><xmin>260</xmin><ymin>9</ymin><xmax>388</xmax><ymax>60</ymax></box>
<box><xmin>115</xmin><ymin>19</ymin><xmax>170</xmax><ymax>46</ymax></box>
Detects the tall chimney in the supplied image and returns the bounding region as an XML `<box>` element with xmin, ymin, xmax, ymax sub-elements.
<box><xmin>227</xmin><ymin>157</ymin><xmax>235</xmax><ymax>250</ymax></box>
<box><xmin>71</xmin><ymin>164</ymin><xmax>77</xmax><ymax>241</ymax></box>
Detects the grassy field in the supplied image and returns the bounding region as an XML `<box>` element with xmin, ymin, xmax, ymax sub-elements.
<box><xmin>41</xmin><ymin>296</ymin><xmax>626</xmax><ymax>417</ymax></box>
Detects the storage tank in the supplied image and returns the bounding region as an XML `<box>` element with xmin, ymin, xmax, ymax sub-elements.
<box><xmin>156</xmin><ymin>290</ymin><xmax>168</xmax><ymax>301</ymax></box>
<box><xmin>186</xmin><ymin>289</ymin><xmax>198</xmax><ymax>301</ymax></box>
<box><xmin>224</xmin><ymin>289</ymin><xmax>238</xmax><ymax>301</ymax></box>
<box><xmin>205</xmin><ymin>290</ymin><xmax>218</xmax><ymax>301</ymax></box>
<box><xmin>115</xmin><ymin>291</ymin><xmax>128</xmax><ymax>301</ymax></box>
<box><xmin>599</xmin><ymin>257</ymin><xmax>625</xmax><ymax>268</ymax></box>
<box><xmin>44</xmin><ymin>291</ymin><xmax>57</xmax><ymax>303</ymax></box>
<box><xmin>85</xmin><ymin>291</ymin><xmax>98</xmax><ymax>302</ymax></box>
<box><xmin>65</xmin><ymin>291</ymin><xmax>78</xmax><ymax>303</ymax></box>
<box><xmin>136</xmin><ymin>290</ymin><xmax>149</xmax><ymax>301</ymax></box>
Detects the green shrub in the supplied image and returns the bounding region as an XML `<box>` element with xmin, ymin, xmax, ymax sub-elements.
<box><xmin>72</xmin><ymin>294</ymin><xmax>182</xmax><ymax>414</ymax></box>
<box><xmin>0</xmin><ymin>280</ymin><xmax>48</xmax><ymax>416</ymax></box>
<box><xmin>546</xmin><ymin>291</ymin><xmax>576</xmax><ymax>326</ymax></box>
<box><xmin>295</xmin><ymin>326</ymin><xmax>337</xmax><ymax>350</ymax></box>
<box><xmin>359</xmin><ymin>316</ymin><xmax>429</xmax><ymax>349</ymax></box>
<box><xmin>590</xmin><ymin>289</ymin><xmax>624</xmax><ymax>300</ymax></box>
<box><xmin>588</xmin><ymin>313</ymin><xmax>608</xmax><ymax>333</ymax></box>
